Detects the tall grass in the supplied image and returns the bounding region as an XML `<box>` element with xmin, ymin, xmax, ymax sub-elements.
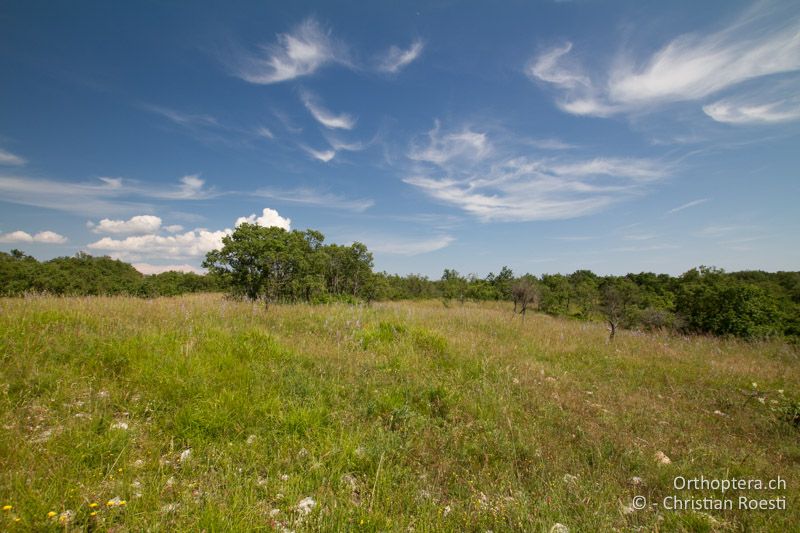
<box><xmin>0</xmin><ymin>295</ymin><xmax>797</xmax><ymax>531</ymax></box>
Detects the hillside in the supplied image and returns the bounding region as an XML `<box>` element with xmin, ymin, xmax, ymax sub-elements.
<box><xmin>1</xmin><ymin>295</ymin><xmax>798</xmax><ymax>531</ymax></box>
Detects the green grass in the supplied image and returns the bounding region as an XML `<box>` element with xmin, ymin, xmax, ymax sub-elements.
<box><xmin>1</xmin><ymin>295</ymin><xmax>798</xmax><ymax>531</ymax></box>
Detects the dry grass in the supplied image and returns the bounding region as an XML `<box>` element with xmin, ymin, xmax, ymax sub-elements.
<box><xmin>0</xmin><ymin>294</ymin><xmax>798</xmax><ymax>531</ymax></box>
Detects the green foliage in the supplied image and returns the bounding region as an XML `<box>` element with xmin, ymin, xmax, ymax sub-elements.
<box><xmin>202</xmin><ymin>223</ymin><xmax>374</xmax><ymax>305</ymax></box>
<box><xmin>0</xmin><ymin>251</ymin><xmax>219</xmax><ymax>297</ymax></box>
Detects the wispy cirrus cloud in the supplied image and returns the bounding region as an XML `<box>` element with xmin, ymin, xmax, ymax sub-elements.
<box><xmin>378</xmin><ymin>39</ymin><xmax>425</xmax><ymax>73</ymax></box>
<box><xmin>368</xmin><ymin>234</ymin><xmax>454</xmax><ymax>256</ymax></box>
<box><xmin>232</xmin><ymin>18</ymin><xmax>350</xmax><ymax>84</ymax></box>
<box><xmin>667</xmin><ymin>198</ymin><xmax>709</xmax><ymax>214</ymax></box>
<box><xmin>255</xmin><ymin>187</ymin><xmax>374</xmax><ymax>212</ymax></box>
<box><xmin>703</xmin><ymin>95</ymin><xmax>800</xmax><ymax>124</ymax></box>
<box><xmin>0</xmin><ymin>148</ymin><xmax>26</xmax><ymax>166</ymax></box>
<box><xmin>404</xmin><ymin>121</ymin><xmax>668</xmax><ymax>222</ymax></box>
<box><xmin>408</xmin><ymin>120</ymin><xmax>492</xmax><ymax>165</ymax></box>
<box><xmin>528</xmin><ymin>3</ymin><xmax>800</xmax><ymax>119</ymax></box>
<box><xmin>300</xmin><ymin>144</ymin><xmax>337</xmax><ymax>162</ymax></box>
<box><xmin>144</xmin><ymin>104</ymin><xmax>278</xmax><ymax>148</ymax></box>
<box><xmin>0</xmin><ymin>174</ymin><xmax>217</xmax><ymax>215</ymax></box>
<box><xmin>300</xmin><ymin>90</ymin><xmax>356</xmax><ymax>130</ymax></box>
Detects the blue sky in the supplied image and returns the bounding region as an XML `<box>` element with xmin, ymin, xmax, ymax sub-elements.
<box><xmin>1</xmin><ymin>0</ymin><xmax>798</xmax><ymax>276</ymax></box>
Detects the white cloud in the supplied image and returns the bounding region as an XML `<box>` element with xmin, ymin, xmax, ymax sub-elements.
<box><xmin>234</xmin><ymin>18</ymin><xmax>348</xmax><ymax>84</ymax></box>
<box><xmin>300</xmin><ymin>90</ymin><xmax>356</xmax><ymax>130</ymax></box>
<box><xmin>404</xmin><ymin>123</ymin><xmax>667</xmax><ymax>222</ymax></box>
<box><xmin>87</xmin><ymin>229</ymin><xmax>231</xmax><ymax>260</ymax></box>
<box><xmin>526</xmin><ymin>42</ymin><xmax>589</xmax><ymax>89</ymax></box>
<box><xmin>409</xmin><ymin>121</ymin><xmax>492</xmax><ymax>165</ymax></box>
<box><xmin>90</xmin><ymin>215</ymin><xmax>162</xmax><ymax>234</ymax></box>
<box><xmin>378</xmin><ymin>39</ymin><xmax>425</xmax><ymax>73</ymax></box>
<box><xmin>87</xmin><ymin>208</ymin><xmax>291</xmax><ymax>261</ymax></box>
<box><xmin>255</xmin><ymin>126</ymin><xmax>274</xmax><ymax>139</ymax></box>
<box><xmin>300</xmin><ymin>145</ymin><xmax>336</xmax><ymax>162</ymax></box>
<box><xmin>0</xmin><ymin>230</ymin><xmax>67</xmax><ymax>244</ymax></box>
<box><xmin>255</xmin><ymin>187</ymin><xmax>374</xmax><ymax>212</ymax></box>
<box><xmin>235</xmin><ymin>208</ymin><xmax>291</xmax><ymax>230</ymax></box>
<box><xmin>526</xmin><ymin>138</ymin><xmax>576</xmax><ymax>150</ymax></box>
<box><xmin>164</xmin><ymin>224</ymin><xmax>184</xmax><ymax>233</ymax></box>
<box><xmin>703</xmin><ymin>96</ymin><xmax>800</xmax><ymax>124</ymax></box>
<box><xmin>132</xmin><ymin>263</ymin><xmax>203</xmax><ymax>275</ymax></box>
<box><xmin>667</xmin><ymin>198</ymin><xmax>708</xmax><ymax>214</ymax></box>
<box><xmin>0</xmin><ymin>148</ymin><xmax>26</xmax><ymax>166</ymax></box>
<box><xmin>368</xmin><ymin>234</ymin><xmax>454</xmax><ymax>255</ymax></box>
<box><xmin>0</xmin><ymin>174</ymin><xmax>216</xmax><ymax>215</ymax></box>
<box><xmin>528</xmin><ymin>5</ymin><xmax>800</xmax><ymax>117</ymax></box>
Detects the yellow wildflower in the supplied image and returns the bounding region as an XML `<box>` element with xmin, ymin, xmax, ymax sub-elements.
<box><xmin>90</xmin><ymin>511</ymin><xmax>97</xmax><ymax>517</ymax></box>
<box><xmin>47</xmin><ymin>511</ymin><xmax>57</xmax><ymax>518</ymax></box>
<box><xmin>2</xmin><ymin>505</ymin><xmax>12</xmax><ymax>511</ymax></box>
<box><xmin>89</xmin><ymin>503</ymin><xmax>98</xmax><ymax>509</ymax></box>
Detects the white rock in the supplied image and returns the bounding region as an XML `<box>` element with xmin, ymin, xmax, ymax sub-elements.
<box><xmin>655</xmin><ymin>451</ymin><xmax>671</xmax><ymax>465</ymax></box>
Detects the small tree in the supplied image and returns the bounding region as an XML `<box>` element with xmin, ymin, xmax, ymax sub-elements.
<box><xmin>598</xmin><ymin>277</ymin><xmax>639</xmax><ymax>340</ymax></box>
<box><xmin>511</xmin><ymin>277</ymin><xmax>541</xmax><ymax>320</ymax></box>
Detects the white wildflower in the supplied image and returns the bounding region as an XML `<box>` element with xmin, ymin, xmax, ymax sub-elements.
<box><xmin>550</xmin><ymin>524</ymin><xmax>569</xmax><ymax>533</ymax></box>
<box><xmin>246</xmin><ymin>434</ymin><xmax>257</xmax><ymax>445</ymax></box>
<box><xmin>562</xmin><ymin>474</ymin><xmax>578</xmax><ymax>484</ymax></box>
<box><xmin>111</xmin><ymin>421</ymin><xmax>129</xmax><ymax>430</ymax></box>
<box><xmin>296</xmin><ymin>496</ymin><xmax>316</xmax><ymax>515</ymax></box>
<box><xmin>280</xmin><ymin>473</ymin><xmax>289</xmax><ymax>481</ymax></box>
<box><xmin>179</xmin><ymin>448</ymin><xmax>191</xmax><ymax>463</ymax></box>
<box><xmin>443</xmin><ymin>505</ymin><xmax>451</xmax><ymax>516</ymax></box>
<box><xmin>630</xmin><ymin>476</ymin><xmax>644</xmax><ymax>486</ymax></box>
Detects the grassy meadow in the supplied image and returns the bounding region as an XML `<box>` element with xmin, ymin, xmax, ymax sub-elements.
<box><xmin>1</xmin><ymin>294</ymin><xmax>798</xmax><ymax>531</ymax></box>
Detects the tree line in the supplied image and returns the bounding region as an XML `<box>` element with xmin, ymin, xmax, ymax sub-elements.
<box><xmin>0</xmin><ymin>249</ymin><xmax>219</xmax><ymax>297</ymax></box>
<box><xmin>1</xmin><ymin>223</ymin><xmax>798</xmax><ymax>340</ymax></box>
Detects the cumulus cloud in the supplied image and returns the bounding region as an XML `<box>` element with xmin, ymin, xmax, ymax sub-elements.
<box><xmin>233</xmin><ymin>18</ymin><xmax>349</xmax><ymax>84</ymax></box>
<box><xmin>235</xmin><ymin>208</ymin><xmax>291</xmax><ymax>230</ymax></box>
<box><xmin>404</xmin><ymin>122</ymin><xmax>667</xmax><ymax>222</ymax></box>
<box><xmin>0</xmin><ymin>230</ymin><xmax>67</xmax><ymax>244</ymax></box>
<box><xmin>88</xmin><ymin>229</ymin><xmax>231</xmax><ymax>260</ymax></box>
<box><xmin>378</xmin><ymin>39</ymin><xmax>425</xmax><ymax>73</ymax></box>
<box><xmin>87</xmin><ymin>208</ymin><xmax>291</xmax><ymax>261</ymax></box>
<box><xmin>132</xmin><ymin>263</ymin><xmax>203</xmax><ymax>275</ymax></box>
<box><xmin>300</xmin><ymin>90</ymin><xmax>356</xmax><ymax>130</ymax></box>
<box><xmin>528</xmin><ymin>4</ymin><xmax>800</xmax><ymax>118</ymax></box>
<box><xmin>0</xmin><ymin>148</ymin><xmax>26</xmax><ymax>166</ymax></box>
<box><xmin>89</xmin><ymin>215</ymin><xmax>162</xmax><ymax>234</ymax></box>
